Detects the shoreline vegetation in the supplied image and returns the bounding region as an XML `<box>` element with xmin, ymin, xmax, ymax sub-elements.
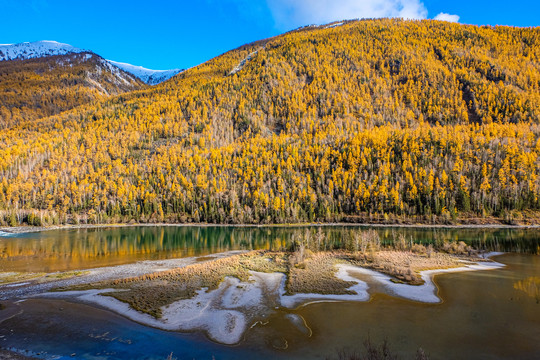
<box><xmin>1</xmin><ymin>21</ymin><xmax>540</xmax><ymax>235</ymax></box>
<box><xmin>2</xmin><ymin>208</ymin><xmax>540</xmax><ymax>230</ymax></box>
<box><xmin>1</xmin><ymin>219</ymin><xmax>540</xmax><ymax>236</ymax></box>
<box><xmin>82</xmin><ymin>247</ymin><xmax>474</xmax><ymax>315</ymax></box>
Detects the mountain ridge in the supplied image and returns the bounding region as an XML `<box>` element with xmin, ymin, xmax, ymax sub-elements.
<box><xmin>0</xmin><ymin>40</ymin><xmax>85</xmax><ymax>61</ymax></box>
<box><xmin>107</xmin><ymin>60</ymin><xmax>183</xmax><ymax>85</ymax></box>
<box><xmin>0</xmin><ymin>50</ymin><xmax>145</xmax><ymax>128</ymax></box>
<box><xmin>0</xmin><ymin>40</ymin><xmax>180</xmax><ymax>85</ymax></box>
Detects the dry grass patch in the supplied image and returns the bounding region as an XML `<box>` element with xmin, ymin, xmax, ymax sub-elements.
<box><xmin>59</xmin><ymin>246</ymin><xmax>486</xmax><ymax>317</ymax></box>
<box><xmin>67</xmin><ymin>251</ymin><xmax>288</xmax><ymax>318</ymax></box>
<box><xmin>286</xmin><ymin>252</ymin><xmax>356</xmax><ymax>295</ymax></box>
<box><xmin>0</xmin><ymin>272</ymin><xmax>45</xmax><ymax>285</ymax></box>
<box><xmin>45</xmin><ymin>270</ymin><xmax>89</xmax><ymax>280</ymax></box>
<box><xmin>358</xmin><ymin>250</ymin><xmax>465</xmax><ymax>285</ymax></box>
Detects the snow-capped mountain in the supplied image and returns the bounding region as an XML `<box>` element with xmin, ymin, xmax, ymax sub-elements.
<box><xmin>107</xmin><ymin>61</ymin><xmax>183</xmax><ymax>85</ymax></box>
<box><xmin>0</xmin><ymin>49</ymin><xmax>145</xmax><ymax>127</ymax></box>
<box><xmin>0</xmin><ymin>40</ymin><xmax>85</xmax><ymax>61</ymax></box>
<box><xmin>0</xmin><ymin>41</ymin><xmax>181</xmax><ymax>85</ymax></box>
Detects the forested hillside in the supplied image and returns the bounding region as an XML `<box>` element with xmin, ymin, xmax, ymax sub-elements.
<box><xmin>1</xmin><ymin>19</ymin><xmax>539</xmax><ymax>226</ymax></box>
<box><xmin>0</xmin><ymin>52</ymin><xmax>144</xmax><ymax>128</ymax></box>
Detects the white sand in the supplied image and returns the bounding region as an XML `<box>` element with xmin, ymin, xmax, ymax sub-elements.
<box><xmin>280</xmin><ymin>257</ymin><xmax>505</xmax><ymax>308</ymax></box>
<box><xmin>37</xmin><ymin>256</ymin><xmax>505</xmax><ymax>344</ymax></box>
<box><xmin>337</xmin><ymin>259</ymin><xmax>505</xmax><ymax>303</ymax></box>
<box><xmin>39</xmin><ymin>271</ymin><xmax>283</xmax><ymax>345</ymax></box>
<box><xmin>280</xmin><ymin>265</ymin><xmax>370</xmax><ymax>308</ymax></box>
<box><xmin>0</xmin><ymin>250</ymin><xmax>247</xmax><ymax>300</ymax></box>
<box><xmin>3</xmin><ymin>282</ymin><xmax>31</xmax><ymax>288</ymax></box>
<box><xmin>160</xmin><ymin>284</ymin><xmax>248</xmax><ymax>344</ymax></box>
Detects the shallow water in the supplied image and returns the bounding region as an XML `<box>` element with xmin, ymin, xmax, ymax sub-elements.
<box><xmin>0</xmin><ymin>253</ymin><xmax>538</xmax><ymax>359</ymax></box>
<box><xmin>0</xmin><ymin>227</ymin><xmax>539</xmax><ymax>359</ymax></box>
<box><xmin>1</xmin><ymin>225</ymin><xmax>538</xmax><ymax>272</ymax></box>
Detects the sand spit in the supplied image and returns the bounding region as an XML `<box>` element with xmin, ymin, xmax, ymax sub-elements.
<box><xmin>0</xmin><ymin>251</ymin><xmax>247</xmax><ymax>301</ymax></box>
<box><xmin>337</xmin><ymin>260</ymin><xmax>505</xmax><ymax>303</ymax></box>
<box><xmin>39</xmin><ymin>271</ymin><xmax>285</xmax><ymax>345</ymax></box>
<box><xmin>36</xmin><ymin>255</ymin><xmax>505</xmax><ymax>345</ymax></box>
<box><xmin>279</xmin><ymin>258</ymin><xmax>505</xmax><ymax>308</ymax></box>
<box><xmin>280</xmin><ymin>265</ymin><xmax>369</xmax><ymax>308</ymax></box>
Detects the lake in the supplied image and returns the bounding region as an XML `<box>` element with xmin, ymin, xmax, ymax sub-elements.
<box><xmin>1</xmin><ymin>225</ymin><xmax>538</xmax><ymax>273</ymax></box>
<box><xmin>0</xmin><ymin>226</ymin><xmax>539</xmax><ymax>359</ymax></box>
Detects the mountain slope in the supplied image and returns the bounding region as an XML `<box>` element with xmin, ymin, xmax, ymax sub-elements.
<box><xmin>0</xmin><ymin>51</ymin><xmax>145</xmax><ymax>128</ymax></box>
<box><xmin>108</xmin><ymin>60</ymin><xmax>182</xmax><ymax>85</ymax></box>
<box><xmin>1</xmin><ymin>19</ymin><xmax>539</xmax><ymax>226</ymax></box>
<box><xmin>0</xmin><ymin>41</ymin><xmax>181</xmax><ymax>85</ymax></box>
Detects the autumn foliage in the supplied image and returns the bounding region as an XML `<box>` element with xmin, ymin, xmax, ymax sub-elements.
<box><xmin>0</xmin><ymin>19</ymin><xmax>539</xmax><ymax>225</ymax></box>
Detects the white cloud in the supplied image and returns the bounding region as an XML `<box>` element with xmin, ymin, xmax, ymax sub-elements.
<box><xmin>434</xmin><ymin>12</ymin><xmax>460</xmax><ymax>23</ymax></box>
<box><xmin>266</xmin><ymin>0</ymin><xmax>429</xmax><ymax>30</ymax></box>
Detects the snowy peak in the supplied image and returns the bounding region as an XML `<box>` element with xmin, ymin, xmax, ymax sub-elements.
<box><xmin>0</xmin><ymin>40</ymin><xmax>182</xmax><ymax>85</ymax></box>
<box><xmin>108</xmin><ymin>60</ymin><xmax>183</xmax><ymax>85</ymax></box>
<box><xmin>0</xmin><ymin>40</ymin><xmax>86</xmax><ymax>61</ymax></box>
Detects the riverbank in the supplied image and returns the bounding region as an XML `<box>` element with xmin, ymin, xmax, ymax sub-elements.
<box><xmin>2</xmin><ymin>221</ymin><xmax>540</xmax><ymax>236</ymax></box>
<box><xmin>1</xmin><ymin>243</ymin><xmax>505</xmax><ymax>345</ymax></box>
<box><xmin>0</xmin><ymin>224</ymin><xmax>512</xmax><ymax>346</ymax></box>
<box><xmin>2</xmin><ymin>253</ymin><xmax>537</xmax><ymax>360</ymax></box>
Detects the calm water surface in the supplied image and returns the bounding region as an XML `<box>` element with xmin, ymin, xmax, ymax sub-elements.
<box><xmin>1</xmin><ymin>225</ymin><xmax>538</xmax><ymax>272</ymax></box>
<box><xmin>0</xmin><ymin>226</ymin><xmax>539</xmax><ymax>359</ymax></box>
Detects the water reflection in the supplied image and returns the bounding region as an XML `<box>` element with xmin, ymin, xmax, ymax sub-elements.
<box><xmin>0</xmin><ymin>225</ymin><xmax>539</xmax><ymax>272</ymax></box>
<box><xmin>4</xmin><ymin>254</ymin><xmax>537</xmax><ymax>359</ymax></box>
<box><xmin>514</xmin><ymin>277</ymin><xmax>540</xmax><ymax>303</ymax></box>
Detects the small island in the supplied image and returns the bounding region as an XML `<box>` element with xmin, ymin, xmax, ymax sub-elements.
<box><xmin>38</xmin><ymin>230</ymin><xmax>503</xmax><ymax>345</ymax></box>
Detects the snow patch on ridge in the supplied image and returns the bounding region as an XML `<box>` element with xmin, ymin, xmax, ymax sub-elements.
<box><xmin>325</xmin><ymin>21</ymin><xmax>345</xmax><ymax>29</ymax></box>
<box><xmin>108</xmin><ymin>60</ymin><xmax>182</xmax><ymax>85</ymax></box>
<box><xmin>229</xmin><ymin>51</ymin><xmax>258</xmax><ymax>76</ymax></box>
<box><xmin>0</xmin><ymin>40</ymin><xmax>181</xmax><ymax>85</ymax></box>
<box><xmin>0</xmin><ymin>41</ymin><xmax>85</xmax><ymax>61</ymax></box>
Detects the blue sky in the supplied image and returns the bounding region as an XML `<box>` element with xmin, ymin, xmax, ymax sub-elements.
<box><xmin>0</xmin><ymin>0</ymin><xmax>538</xmax><ymax>70</ymax></box>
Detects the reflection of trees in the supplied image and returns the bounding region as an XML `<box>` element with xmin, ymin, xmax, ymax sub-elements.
<box><xmin>514</xmin><ymin>277</ymin><xmax>540</xmax><ymax>303</ymax></box>
<box><xmin>0</xmin><ymin>227</ymin><xmax>295</xmax><ymax>260</ymax></box>
<box><xmin>0</xmin><ymin>226</ymin><xmax>538</xmax><ymax>265</ymax></box>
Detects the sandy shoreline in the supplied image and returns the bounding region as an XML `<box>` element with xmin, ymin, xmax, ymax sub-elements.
<box><xmin>1</xmin><ymin>222</ymin><xmax>539</xmax><ymax>236</ymax></box>
<box><xmin>1</xmin><ymin>239</ymin><xmax>507</xmax><ymax>346</ymax></box>
<box><xmin>0</xmin><ymin>251</ymin><xmax>248</xmax><ymax>301</ymax></box>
